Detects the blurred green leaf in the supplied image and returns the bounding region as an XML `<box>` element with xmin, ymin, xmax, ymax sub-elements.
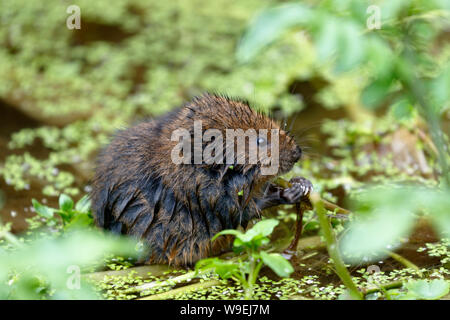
<box><xmin>405</xmin><ymin>279</ymin><xmax>450</xmax><ymax>300</ymax></box>
<box><xmin>430</xmin><ymin>64</ymin><xmax>450</xmax><ymax>112</ymax></box>
<box><xmin>341</xmin><ymin>187</ymin><xmax>417</xmax><ymax>263</ymax></box>
<box><xmin>361</xmin><ymin>76</ymin><xmax>394</xmax><ymax>108</ymax></box>
<box><xmin>381</xmin><ymin>0</ymin><xmax>411</xmax><ymax>21</ymax></box>
<box><xmin>64</xmin><ymin>214</ymin><xmax>93</xmax><ymax>231</ymax></box>
<box><xmin>316</xmin><ymin>19</ymin><xmax>365</xmax><ymax>73</ymax></box>
<box><xmin>390</xmin><ymin>97</ymin><xmax>416</xmax><ymax>120</ymax></box>
<box><xmin>341</xmin><ymin>207</ymin><xmax>415</xmax><ymax>263</ymax></box>
<box><xmin>365</xmin><ymin>37</ymin><xmax>395</xmax><ymax>78</ymax></box>
<box><xmin>195</xmin><ymin>257</ymin><xmax>240</xmax><ymax>280</ymax></box>
<box><xmin>341</xmin><ymin>187</ymin><xmax>450</xmax><ymax>263</ymax></box>
<box><xmin>316</xmin><ymin>17</ymin><xmax>340</xmax><ymax>62</ymax></box>
<box><xmin>0</xmin><ymin>229</ymin><xmax>137</xmax><ymax>299</ymax></box>
<box><xmin>335</xmin><ymin>21</ymin><xmax>364</xmax><ymax>72</ymax></box>
<box><xmin>422</xmin><ymin>192</ymin><xmax>450</xmax><ymax>238</ymax></box>
<box><xmin>236</xmin><ymin>3</ymin><xmax>312</xmax><ymax>63</ymax></box>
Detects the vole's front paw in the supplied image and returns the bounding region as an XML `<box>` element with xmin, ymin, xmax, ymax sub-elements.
<box><xmin>281</xmin><ymin>177</ymin><xmax>313</xmax><ymax>204</ymax></box>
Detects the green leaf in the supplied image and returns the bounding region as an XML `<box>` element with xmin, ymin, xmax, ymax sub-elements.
<box><xmin>381</xmin><ymin>0</ymin><xmax>411</xmax><ymax>20</ymax></box>
<box><xmin>334</xmin><ymin>21</ymin><xmax>364</xmax><ymax>72</ymax></box>
<box><xmin>430</xmin><ymin>64</ymin><xmax>450</xmax><ymax>112</ymax></box>
<box><xmin>361</xmin><ymin>76</ymin><xmax>394</xmax><ymax>109</ymax></box>
<box><xmin>233</xmin><ymin>234</ymin><xmax>270</xmax><ymax>252</ymax></box>
<box><xmin>315</xmin><ymin>18</ymin><xmax>364</xmax><ymax>73</ymax></box>
<box><xmin>316</xmin><ymin>17</ymin><xmax>339</xmax><ymax>62</ymax></box>
<box><xmin>424</xmin><ymin>192</ymin><xmax>450</xmax><ymax>237</ymax></box>
<box><xmin>236</xmin><ymin>3</ymin><xmax>312</xmax><ymax>63</ymax></box>
<box><xmin>341</xmin><ymin>187</ymin><xmax>450</xmax><ymax>264</ymax></box>
<box><xmin>0</xmin><ymin>229</ymin><xmax>137</xmax><ymax>299</ymax></box>
<box><xmin>64</xmin><ymin>214</ymin><xmax>93</xmax><ymax>230</ymax></box>
<box><xmin>234</xmin><ymin>219</ymin><xmax>278</xmax><ymax>245</ymax></box>
<box><xmin>390</xmin><ymin>97</ymin><xmax>416</xmax><ymax>121</ymax></box>
<box><xmin>406</xmin><ymin>279</ymin><xmax>450</xmax><ymax>300</ymax></box>
<box><xmin>32</xmin><ymin>199</ymin><xmax>54</xmax><ymax>219</ymax></box>
<box><xmin>75</xmin><ymin>195</ymin><xmax>91</xmax><ymax>213</ymax></box>
<box><xmin>365</xmin><ymin>37</ymin><xmax>395</xmax><ymax>79</ymax></box>
<box><xmin>211</xmin><ymin>229</ymin><xmax>242</xmax><ymax>241</ymax></box>
<box><xmin>195</xmin><ymin>258</ymin><xmax>240</xmax><ymax>280</ymax></box>
<box><xmin>59</xmin><ymin>194</ymin><xmax>74</xmax><ymax>212</ymax></box>
<box><xmin>260</xmin><ymin>251</ymin><xmax>293</xmax><ymax>277</ymax></box>
<box><xmin>249</xmin><ymin>219</ymin><xmax>279</xmax><ymax>238</ymax></box>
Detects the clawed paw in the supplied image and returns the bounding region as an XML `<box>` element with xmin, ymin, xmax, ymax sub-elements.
<box><xmin>281</xmin><ymin>177</ymin><xmax>313</xmax><ymax>204</ymax></box>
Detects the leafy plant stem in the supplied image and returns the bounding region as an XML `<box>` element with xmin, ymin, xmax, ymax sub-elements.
<box><xmin>0</xmin><ymin>224</ymin><xmax>22</xmax><ymax>248</ymax></box>
<box><xmin>397</xmin><ymin>49</ymin><xmax>450</xmax><ymax>188</ymax></box>
<box><xmin>310</xmin><ymin>193</ymin><xmax>363</xmax><ymax>300</ymax></box>
<box><xmin>245</xmin><ymin>255</ymin><xmax>263</xmax><ymax>300</ymax></box>
<box><xmin>386</xmin><ymin>250</ymin><xmax>422</xmax><ymax>276</ymax></box>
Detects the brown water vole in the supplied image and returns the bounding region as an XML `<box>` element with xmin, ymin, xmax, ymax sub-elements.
<box><xmin>91</xmin><ymin>93</ymin><xmax>311</xmax><ymax>266</ymax></box>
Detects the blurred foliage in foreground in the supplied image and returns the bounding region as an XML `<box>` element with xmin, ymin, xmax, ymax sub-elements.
<box><xmin>0</xmin><ymin>225</ymin><xmax>138</xmax><ymax>299</ymax></box>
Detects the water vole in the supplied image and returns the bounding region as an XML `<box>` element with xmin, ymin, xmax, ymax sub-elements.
<box><xmin>91</xmin><ymin>93</ymin><xmax>312</xmax><ymax>266</ymax></box>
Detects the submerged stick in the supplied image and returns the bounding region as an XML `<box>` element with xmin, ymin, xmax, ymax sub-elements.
<box><xmin>139</xmin><ymin>280</ymin><xmax>222</xmax><ymax>300</ymax></box>
<box><xmin>125</xmin><ymin>269</ymin><xmax>202</xmax><ymax>294</ymax></box>
<box><xmin>85</xmin><ymin>265</ymin><xmax>171</xmax><ymax>282</ymax></box>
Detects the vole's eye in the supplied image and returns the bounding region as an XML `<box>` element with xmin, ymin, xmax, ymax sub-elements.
<box><xmin>257</xmin><ymin>137</ymin><xmax>266</xmax><ymax>146</ymax></box>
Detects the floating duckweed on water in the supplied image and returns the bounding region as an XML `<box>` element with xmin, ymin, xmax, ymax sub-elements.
<box><xmin>418</xmin><ymin>239</ymin><xmax>450</xmax><ymax>266</ymax></box>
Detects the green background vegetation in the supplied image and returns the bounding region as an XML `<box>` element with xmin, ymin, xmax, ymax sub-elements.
<box><xmin>0</xmin><ymin>0</ymin><xmax>449</xmax><ymax>300</ymax></box>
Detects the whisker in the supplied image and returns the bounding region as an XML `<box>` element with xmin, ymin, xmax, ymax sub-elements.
<box><xmin>291</xmin><ymin>122</ymin><xmax>324</xmax><ymax>135</ymax></box>
<box><xmin>288</xmin><ymin>111</ymin><xmax>299</xmax><ymax>132</ymax></box>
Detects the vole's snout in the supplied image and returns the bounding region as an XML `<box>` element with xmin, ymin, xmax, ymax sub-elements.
<box><xmin>294</xmin><ymin>146</ymin><xmax>302</xmax><ymax>162</ymax></box>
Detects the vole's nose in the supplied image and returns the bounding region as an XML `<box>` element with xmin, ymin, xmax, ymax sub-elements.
<box><xmin>294</xmin><ymin>146</ymin><xmax>302</xmax><ymax>162</ymax></box>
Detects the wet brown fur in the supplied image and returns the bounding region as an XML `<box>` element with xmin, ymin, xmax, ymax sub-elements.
<box><xmin>91</xmin><ymin>93</ymin><xmax>301</xmax><ymax>266</ymax></box>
